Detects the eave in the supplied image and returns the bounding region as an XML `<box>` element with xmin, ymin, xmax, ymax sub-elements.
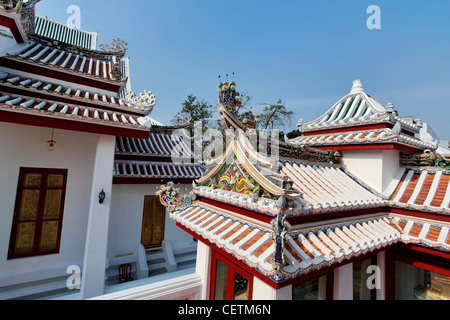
<box><xmin>0</xmin><ymin>56</ymin><xmax>124</xmax><ymax>93</ymax></box>
<box><xmin>313</xmin><ymin>142</ymin><xmax>426</xmax><ymax>154</ymax></box>
<box><xmin>0</xmin><ymin>107</ymin><xmax>149</xmax><ymax>138</ymax></box>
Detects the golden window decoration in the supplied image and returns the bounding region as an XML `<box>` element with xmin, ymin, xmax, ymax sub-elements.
<box><xmin>8</xmin><ymin>168</ymin><xmax>68</xmax><ymax>259</ymax></box>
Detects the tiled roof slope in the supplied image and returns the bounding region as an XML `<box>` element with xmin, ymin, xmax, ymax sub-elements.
<box><xmin>3</xmin><ymin>41</ymin><xmax>124</xmax><ymax>83</ymax></box>
<box><xmin>171</xmin><ymin>201</ymin><xmax>450</xmax><ymax>282</ymax></box>
<box><xmin>114</xmin><ymin>134</ymin><xmax>205</xmax><ymax>181</ymax></box>
<box><xmin>390</xmin><ymin>168</ymin><xmax>450</xmax><ymax>214</ymax></box>
<box><xmin>171</xmin><ymin>202</ymin><xmax>400</xmax><ymax>282</ymax></box>
<box><xmin>115</xmin><ymin>134</ymin><xmax>192</xmax><ymax>158</ymax></box>
<box><xmin>0</xmin><ymin>71</ymin><xmax>146</xmax><ymax>115</ymax></box>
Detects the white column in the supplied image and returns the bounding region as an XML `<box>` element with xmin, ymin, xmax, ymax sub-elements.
<box><xmin>195</xmin><ymin>241</ymin><xmax>211</xmax><ymax>300</ymax></box>
<box><xmin>252</xmin><ymin>277</ymin><xmax>292</xmax><ymax>300</ymax></box>
<box><xmin>376</xmin><ymin>251</ymin><xmax>386</xmax><ymax>300</ymax></box>
<box><xmin>80</xmin><ymin>134</ymin><xmax>116</xmax><ymax>299</ymax></box>
<box><xmin>333</xmin><ymin>263</ymin><xmax>353</xmax><ymax>300</ymax></box>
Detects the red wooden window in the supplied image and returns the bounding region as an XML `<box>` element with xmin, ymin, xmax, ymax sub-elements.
<box><xmin>8</xmin><ymin>168</ymin><xmax>68</xmax><ymax>259</ymax></box>
<box><xmin>209</xmin><ymin>249</ymin><xmax>253</xmax><ymax>300</ymax></box>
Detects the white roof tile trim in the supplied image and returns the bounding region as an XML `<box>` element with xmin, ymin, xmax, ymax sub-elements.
<box><xmin>170</xmin><ymin>203</ymin><xmax>401</xmax><ymax>281</ymax></box>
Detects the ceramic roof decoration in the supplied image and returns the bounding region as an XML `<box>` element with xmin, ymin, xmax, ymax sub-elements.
<box><xmin>400</xmin><ymin>150</ymin><xmax>450</xmax><ymax>170</ymax></box>
<box><xmin>121</xmin><ymin>90</ymin><xmax>157</xmax><ymax>115</ymax></box>
<box><xmin>217</xmin><ymin>79</ymin><xmax>256</xmax><ymax>131</ymax></box>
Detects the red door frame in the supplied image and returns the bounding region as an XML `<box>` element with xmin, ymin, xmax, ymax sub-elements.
<box><xmin>385</xmin><ymin>245</ymin><xmax>450</xmax><ymax>300</ymax></box>
<box><xmin>209</xmin><ymin>249</ymin><xmax>253</xmax><ymax>300</ymax></box>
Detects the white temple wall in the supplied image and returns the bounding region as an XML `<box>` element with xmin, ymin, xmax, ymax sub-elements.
<box><xmin>341</xmin><ymin>149</ymin><xmax>402</xmax><ymax>195</ymax></box>
<box><xmin>108</xmin><ymin>183</ymin><xmax>195</xmax><ymax>259</ymax></box>
<box><xmin>0</xmin><ymin>122</ymin><xmax>98</xmax><ymax>298</ymax></box>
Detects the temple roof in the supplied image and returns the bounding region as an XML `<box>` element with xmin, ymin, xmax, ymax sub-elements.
<box><xmin>113</xmin><ymin>161</ymin><xmax>204</xmax><ymax>181</ymax></box>
<box><xmin>114</xmin><ymin>133</ymin><xmax>205</xmax><ymax>183</ymax></box>
<box><xmin>159</xmin><ymin>79</ymin><xmax>449</xmax><ymax>285</ymax></box>
<box><xmin>115</xmin><ymin>134</ymin><xmax>192</xmax><ymax>158</ymax></box>
<box><xmin>194</xmin><ymin>130</ymin><xmax>386</xmax><ymax>217</ymax></box>
<box><xmin>2</xmin><ymin>40</ymin><xmax>126</xmax><ymax>85</ymax></box>
<box><xmin>171</xmin><ymin>201</ymin><xmax>449</xmax><ymax>282</ymax></box>
<box><xmin>389</xmin><ymin>213</ymin><xmax>450</xmax><ymax>251</ymax></box>
<box><xmin>298</xmin><ymin>80</ymin><xmax>422</xmax><ymax>135</ymax></box>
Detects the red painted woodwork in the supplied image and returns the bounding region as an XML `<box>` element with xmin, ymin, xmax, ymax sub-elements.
<box><xmin>209</xmin><ymin>249</ymin><xmax>253</xmax><ymax>300</ymax></box>
<box><xmin>390</xmin><ymin>207</ymin><xmax>450</xmax><ymax>224</ymax></box>
<box><xmin>8</xmin><ymin>168</ymin><xmax>68</xmax><ymax>259</ymax></box>
<box><xmin>0</xmin><ymin>15</ymin><xmax>25</xmax><ymax>43</ymax></box>
<box><xmin>302</xmin><ymin>123</ymin><xmax>415</xmax><ymax>137</ymax></box>
<box><xmin>286</xmin><ymin>206</ymin><xmax>389</xmax><ymax>226</ymax></box>
<box><xmin>200</xmin><ymin>197</ymin><xmax>274</xmax><ymax>224</ymax></box>
<box><xmin>313</xmin><ymin>143</ymin><xmax>423</xmax><ymax>154</ymax></box>
<box><xmin>113</xmin><ymin>177</ymin><xmax>198</xmax><ymax>185</ymax></box>
<box><xmin>176</xmin><ymin>222</ymin><xmax>280</xmax><ymax>289</ymax></box>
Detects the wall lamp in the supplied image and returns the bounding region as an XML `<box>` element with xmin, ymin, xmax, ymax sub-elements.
<box><xmin>47</xmin><ymin>128</ymin><xmax>56</xmax><ymax>151</ymax></box>
<box><xmin>99</xmin><ymin>189</ymin><xmax>106</xmax><ymax>204</ymax></box>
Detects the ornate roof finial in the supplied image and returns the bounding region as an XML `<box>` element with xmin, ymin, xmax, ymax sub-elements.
<box><xmin>350</xmin><ymin>79</ymin><xmax>364</xmax><ymax>94</ymax></box>
<box><xmin>98</xmin><ymin>38</ymin><xmax>128</xmax><ymax>58</ymax></box>
<box><xmin>122</xmin><ymin>90</ymin><xmax>157</xmax><ymax>114</ymax></box>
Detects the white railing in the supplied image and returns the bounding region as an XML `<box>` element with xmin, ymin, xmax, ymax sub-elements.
<box><xmin>162</xmin><ymin>240</ymin><xmax>177</xmax><ymax>272</ymax></box>
<box><xmin>135</xmin><ymin>243</ymin><xmax>150</xmax><ymax>279</ymax></box>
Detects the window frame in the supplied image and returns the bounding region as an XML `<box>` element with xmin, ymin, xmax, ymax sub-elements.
<box><xmin>209</xmin><ymin>249</ymin><xmax>253</xmax><ymax>300</ymax></box>
<box><xmin>8</xmin><ymin>167</ymin><xmax>68</xmax><ymax>259</ymax></box>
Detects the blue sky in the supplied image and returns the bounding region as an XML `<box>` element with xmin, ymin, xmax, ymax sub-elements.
<box><xmin>36</xmin><ymin>0</ymin><xmax>449</xmax><ymax>140</ymax></box>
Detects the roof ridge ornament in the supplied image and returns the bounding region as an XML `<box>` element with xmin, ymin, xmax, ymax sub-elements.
<box><xmin>218</xmin><ymin>77</ymin><xmax>256</xmax><ymax>130</ymax></box>
<box><xmin>98</xmin><ymin>38</ymin><xmax>128</xmax><ymax>58</ymax></box>
<box><xmin>350</xmin><ymin>79</ymin><xmax>365</xmax><ymax>94</ymax></box>
<box><xmin>122</xmin><ymin>90</ymin><xmax>157</xmax><ymax>114</ymax></box>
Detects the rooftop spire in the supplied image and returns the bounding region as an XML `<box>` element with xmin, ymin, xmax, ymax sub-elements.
<box><xmin>350</xmin><ymin>79</ymin><xmax>364</xmax><ymax>94</ymax></box>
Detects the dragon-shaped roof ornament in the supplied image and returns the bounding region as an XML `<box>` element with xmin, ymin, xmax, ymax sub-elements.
<box><xmin>217</xmin><ymin>76</ymin><xmax>256</xmax><ymax>131</ymax></box>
